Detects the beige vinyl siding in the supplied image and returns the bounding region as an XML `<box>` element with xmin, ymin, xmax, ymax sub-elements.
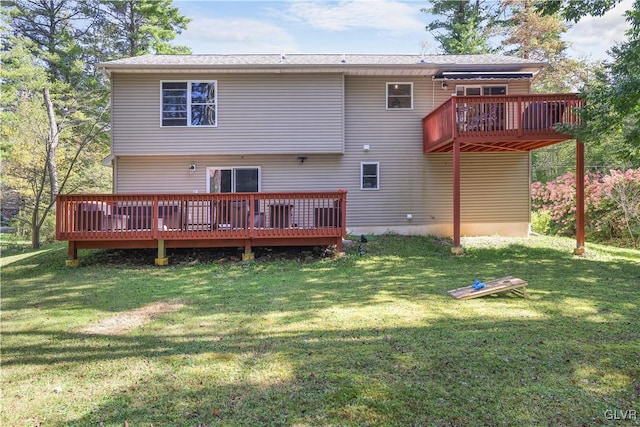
<box><xmin>111</xmin><ymin>72</ymin><xmax>344</xmax><ymax>155</ymax></box>
<box><xmin>115</xmin><ymin>155</ymin><xmax>349</xmax><ymax>194</ymax></box>
<box><xmin>115</xmin><ymin>151</ymin><xmax>530</xmax><ymax>227</ymax></box>
<box><xmin>340</xmin><ymin>76</ymin><xmax>531</xmax><ymax>229</ymax></box>
<box><xmin>114</xmin><ymin>75</ymin><xmax>532</xmax><ymax>236</ymax></box>
<box><xmin>424</xmin><ymin>153</ymin><xmax>530</xmax><ymax>224</ymax></box>
<box><xmin>342</xmin><ymin>76</ymin><xmax>430</xmax><ymax>226</ymax></box>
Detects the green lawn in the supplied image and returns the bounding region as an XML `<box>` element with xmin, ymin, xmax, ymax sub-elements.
<box><xmin>2</xmin><ymin>235</ymin><xmax>639</xmax><ymax>426</ymax></box>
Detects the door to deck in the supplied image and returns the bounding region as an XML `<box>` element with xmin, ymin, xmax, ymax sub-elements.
<box><xmin>205</xmin><ymin>167</ymin><xmax>261</xmax><ymax>229</ymax></box>
<box><xmin>455</xmin><ymin>85</ymin><xmax>507</xmax><ymax>132</ymax></box>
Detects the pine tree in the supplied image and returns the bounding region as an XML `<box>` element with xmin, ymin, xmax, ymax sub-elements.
<box><xmin>422</xmin><ymin>0</ymin><xmax>503</xmax><ymax>54</ymax></box>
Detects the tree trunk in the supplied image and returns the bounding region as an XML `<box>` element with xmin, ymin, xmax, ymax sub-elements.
<box><xmin>128</xmin><ymin>0</ymin><xmax>138</xmax><ymax>57</ymax></box>
<box><xmin>31</xmin><ymin>203</ymin><xmax>41</xmax><ymax>249</ymax></box>
<box><xmin>43</xmin><ymin>87</ymin><xmax>60</xmax><ymax>199</ymax></box>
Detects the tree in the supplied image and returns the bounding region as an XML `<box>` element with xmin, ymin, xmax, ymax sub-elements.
<box><xmin>87</xmin><ymin>0</ymin><xmax>191</xmax><ymax>59</ymax></box>
<box><xmin>502</xmin><ymin>0</ymin><xmax>567</xmax><ymax>61</ymax></box>
<box><xmin>2</xmin><ymin>0</ymin><xmax>191</xmax><ymax>247</ymax></box>
<box><xmin>5</xmin><ymin>0</ymin><xmax>87</xmax><ymax>85</ymax></box>
<box><xmin>0</xmin><ymin>39</ymin><xmax>111</xmax><ymax>247</ymax></box>
<box><xmin>538</xmin><ymin>0</ymin><xmax>640</xmax><ymax>153</ymax></box>
<box><xmin>537</xmin><ymin>0</ymin><xmax>624</xmax><ymax>23</ymax></box>
<box><xmin>5</xmin><ymin>0</ymin><xmax>90</xmax><ymax>202</ymax></box>
<box><xmin>421</xmin><ymin>0</ymin><xmax>503</xmax><ymax>54</ymax></box>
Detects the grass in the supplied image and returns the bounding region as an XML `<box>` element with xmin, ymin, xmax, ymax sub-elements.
<box><xmin>2</xmin><ymin>234</ymin><xmax>639</xmax><ymax>426</ymax></box>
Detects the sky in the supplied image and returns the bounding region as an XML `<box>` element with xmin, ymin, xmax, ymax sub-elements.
<box><xmin>173</xmin><ymin>0</ymin><xmax>632</xmax><ymax>61</ymax></box>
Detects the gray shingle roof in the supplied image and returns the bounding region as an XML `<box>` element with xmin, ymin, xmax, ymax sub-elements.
<box><xmin>98</xmin><ymin>53</ymin><xmax>543</xmax><ymax>68</ymax></box>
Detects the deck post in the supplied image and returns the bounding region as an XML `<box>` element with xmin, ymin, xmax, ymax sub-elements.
<box><xmin>574</xmin><ymin>139</ymin><xmax>586</xmax><ymax>255</ymax></box>
<box><xmin>155</xmin><ymin>239</ymin><xmax>169</xmax><ymax>266</ymax></box>
<box><xmin>242</xmin><ymin>240</ymin><xmax>254</xmax><ymax>261</ymax></box>
<box><xmin>451</xmin><ymin>96</ymin><xmax>458</xmax><ymax>139</ymax></box>
<box><xmin>517</xmin><ymin>96</ymin><xmax>523</xmax><ymax>138</ymax></box>
<box><xmin>66</xmin><ymin>241</ymin><xmax>80</xmax><ymax>267</ymax></box>
<box><xmin>452</xmin><ymin>139</ymin><xmax>463</xmax><ymax>255</ymax></box>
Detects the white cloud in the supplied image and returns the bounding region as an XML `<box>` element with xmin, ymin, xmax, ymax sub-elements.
<box><xmin>280</xmin><ymin>0</ymin><xmax>425</xmax><ymax>34</ymax></box>
<box><xmin>175</xmin><ymin>17</ymin><xmax>299</xmax><ymax>54</ymax></box>
<box><xmin>565</xmin><ymin>0</ymin><xmax>632</xmax><ymax>60</ymax></box>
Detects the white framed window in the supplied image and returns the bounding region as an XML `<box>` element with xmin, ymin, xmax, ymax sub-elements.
<box><xmin>361</xmin><ymin>162</ymin><xmax>379</xmax><ymax>190</ymax></box>
<box><xmin>386</xmin><ymin>82</ymin><xmax>413</xmax><ymax>109</ymax></box>
<box><xmin>206</xmin><ymin>167</ymin><xmax>261</xmax><ymax>193</ymax></box>
<box><xmin>161</xmin><ymin>81</ymin><xmax>217</xmax><ymax>127</ymax></box>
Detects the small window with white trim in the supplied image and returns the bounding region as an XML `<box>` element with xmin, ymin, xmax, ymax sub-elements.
<box><xmin>386</xmin><ymin>83</ymin><xmax>413</xmax><ymax>109</ymax></box>
<box><xmin>161</xmin><ymin>81</ymin><xmax>217</xmax><ymax>127</ymax></box>
<box><xmin>361</xmin><ymin>162</ymin><xmax>379</xmax><ymax>190</ymax></box>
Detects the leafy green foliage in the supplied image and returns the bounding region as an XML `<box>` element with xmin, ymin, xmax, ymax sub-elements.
<box><xmin>536</xmin><ymin>0</ymin><xmax>624</xmax><ymax>23</ymax></box>
<box><xmin>530</xmin><ymin>209</ymin><xmax>551</xmax><ymax>234</ymax></box>
<box><xmin>538</xmin><ymin>0</ymin><xmax>640</xmax><ymax>154</ymax></box>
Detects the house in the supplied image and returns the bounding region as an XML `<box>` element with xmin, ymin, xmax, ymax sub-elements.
<box><xmin>56</xmin><ymin>54</ymin><xmax>584</xmax><ymax>265</ymax></box>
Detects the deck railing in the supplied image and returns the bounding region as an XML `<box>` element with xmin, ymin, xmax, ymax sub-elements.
<box><xmin>56</xmin><ymin>191</ymin><xmax>347</xmax><ymax>242</ymax></box>
<box><xmin>422</xmin><ymin>93</ymin><xmax>583</xmax><ymax>152</ymax></box>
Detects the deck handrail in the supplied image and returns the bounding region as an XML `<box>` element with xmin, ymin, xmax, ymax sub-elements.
<box><xmin>423</xmin><ymin>93</ymin><xmax>584</xmax><ymax>152</ymax></box>
<box><xmin>56</xmin><ymin>191</ymin><xmax>348</xmax><ymax>242</ymax></box>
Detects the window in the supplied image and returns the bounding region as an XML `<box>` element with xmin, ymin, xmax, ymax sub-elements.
<box><xmin>162</xmin><ymin>81</ymin><xmax>217</xmax><ymax>127</ymax></box>
<box><xmin>361</xmin><ymin>162</ymin><xmax>379</xmax><ymax>190</ymax></box>
<box><xmin>387</xmin><ymin>83</ymin><xmax>413</xmax><ymax>109</ymax></box>
<box><xmin>456</xmin><ymin>85</ymin><xmax>507</xmax><ymax>96</ymax></box>
<box><xmin>207</xmin><ymin>167</ymin><xmax>260</xmax><ymax>193</ymax></box>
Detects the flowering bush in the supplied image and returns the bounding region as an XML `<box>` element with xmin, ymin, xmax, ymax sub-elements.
<box><xmin>531</xmin><ymin>168</ymin><xmax>640</xmax><ymax>247</ymax></box>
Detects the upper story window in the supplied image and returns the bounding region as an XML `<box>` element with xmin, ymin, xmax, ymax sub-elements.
<box><xmin>386</xmin><ymin>83</ymin><xmax>413</xmax><ymax>109</ymax></box>
<box><xmin>161</xmin><ymin>81</ymin><xmax>217</xmax><ymax>127</ymax></box>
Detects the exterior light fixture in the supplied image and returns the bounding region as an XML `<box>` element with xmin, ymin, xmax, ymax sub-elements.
<box><xmin>189</xmin><ymin>164</ymin><xmax>197</xmax><ymax>173</ymax></box>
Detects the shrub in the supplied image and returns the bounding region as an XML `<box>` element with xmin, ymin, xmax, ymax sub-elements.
<box><xmin>532</xmin><ymin>168</ymin><xmax>640</xmax><ymax>247</ymax></box>
<box><xmin>531</xmin><ymin>210</ymin><xmax>552</xmax><ymax>235</ymax></box>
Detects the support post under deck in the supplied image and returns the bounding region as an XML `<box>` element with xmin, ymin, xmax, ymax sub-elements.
<box><xmin>66</xmin><ymin>241</ymin><xmax>80</xmax><ymax>267</ymax></box>
<box><xmin>452</xmin><ymin>140</ymin><xmax>463</xmax><ymax>255</ymax></box>
<box><xmin>574</xmin><ymin>140</ymin><xmax>586</xmax><ymax>255</ymax></box>
<box><xmin>242</xmin><ymin>240</ymin><xmax>254</xmax><ymax>261</ymax></box>
<box><xmin>155</xmin><ymin>239</ymin><xmax>169</xmax><ymax>266</ymax></box>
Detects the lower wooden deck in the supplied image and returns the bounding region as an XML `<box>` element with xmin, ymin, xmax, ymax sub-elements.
<box><xmin>57</xmin><ymin>191</ymin><xmax>347</xmax><ymax>264</ymax></box>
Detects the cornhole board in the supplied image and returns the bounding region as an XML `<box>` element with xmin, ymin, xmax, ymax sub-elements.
<box><xmin>448</xmin><ymin>276</ymin><xmax>528</xmax><ymax>300</ymax></box>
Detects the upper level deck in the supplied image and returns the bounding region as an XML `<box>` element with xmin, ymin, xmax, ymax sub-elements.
<box><xmin>422</xmin><ymin>94</ymin><xmax>584</xmax><ymax>153</ymax></box>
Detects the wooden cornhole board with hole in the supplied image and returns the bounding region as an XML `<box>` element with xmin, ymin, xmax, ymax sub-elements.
<box><xmin>448</xmin><ymin>276</ymin><xmax>528</xmax><ymax>300</ymax></box>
